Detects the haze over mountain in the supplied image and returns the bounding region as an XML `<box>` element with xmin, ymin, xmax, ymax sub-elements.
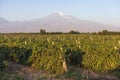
<box><xmin>0</xmin><ymin>12</ymin><xmax>119</xmax><ymax>33</ymax></box>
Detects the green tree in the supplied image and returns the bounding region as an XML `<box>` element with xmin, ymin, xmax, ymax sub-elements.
<box><xmin>40</xmin><ymin>29</ymin><xmax>46</xmax><ymax>34</ymax></box>
<box><xmin>68</xmin><ymin>30</ymin><xmax>80</xmax><ymax>34</ymax></box>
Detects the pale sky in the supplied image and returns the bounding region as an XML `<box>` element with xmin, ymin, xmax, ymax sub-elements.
<box><xmin>0</xmin><ymin>0</ymin><xmax>120</xmax><ymax>26</ymax></box>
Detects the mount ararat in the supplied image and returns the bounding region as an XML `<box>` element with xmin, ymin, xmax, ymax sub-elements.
<box><xmin>0</xmin><ymin>12</ymin><xmax>119</xmax><ymax>33</ymax></box>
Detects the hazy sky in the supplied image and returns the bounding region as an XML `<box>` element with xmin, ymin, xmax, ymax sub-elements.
<box><xmin>0</xmin><ymin>0</ymin><xmax>120</xmax><ymax>26</ymax></box>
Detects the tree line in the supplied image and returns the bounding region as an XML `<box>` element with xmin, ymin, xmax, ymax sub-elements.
<box><xmin>40</xmin><ymin>29</ymin><xmax>120</xmax><ymax>35</ymax></box>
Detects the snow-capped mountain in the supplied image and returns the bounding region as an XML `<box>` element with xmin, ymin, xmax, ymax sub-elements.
<box><xmin>0</xmin><ymin>12</ymin><xmax>119</xmax><ymax>33</ymax></box>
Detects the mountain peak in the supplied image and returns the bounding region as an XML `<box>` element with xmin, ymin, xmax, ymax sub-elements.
<box><xmin>51</xmin><ymin>12</ymin><xmax>73</xmax><ymax>19</ymax></box>
<box><xmin>56</xmin><ymin>11</ymin><xmax>64</xmax><ymax>16</ymax></box>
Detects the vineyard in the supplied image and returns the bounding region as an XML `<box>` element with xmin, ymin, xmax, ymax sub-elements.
<box><xmin>0</xmin><ymin>33</ymin><xmax>120</xmax><ymax>76</ymax></box>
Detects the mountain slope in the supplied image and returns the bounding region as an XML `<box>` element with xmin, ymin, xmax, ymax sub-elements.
<box><xmin>0</xmin><ymin>13</ymin><xmax>119</xmax><ymax>33</ymax></box>
<box><xmin>0</xmin><ymin>17</ymin><xmax>10</xmax><ymax>24</ymax></box>
<box><xmin>29</xmin><ymin>13</ymin><xmax>107</xmax><ymax>32</ymax></box>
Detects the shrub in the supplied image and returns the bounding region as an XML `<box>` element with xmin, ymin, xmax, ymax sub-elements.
<box><xmin>82</xmin><ymin>38</ymin><xmax>120</xmax><ymax>72</ymax></box>
<box><xmin>29</xmin><ymin>43</ymin><xmax>84</xmax><ymax>74</ymax></box>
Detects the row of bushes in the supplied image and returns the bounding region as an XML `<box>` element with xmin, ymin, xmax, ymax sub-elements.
<box><xmin>0</xmin><ymin>44</ymin><xmax>84</xmax><ymax>74</ymax></box>
<box><xmin>0</xmin><ymin>45</ymin><xmax>32</xmax><ymax>70</ymax></box>
<box><xmin>0</xmin><ymin>34</ymin><xmax>120</xmax><ymax>74</ymax></box>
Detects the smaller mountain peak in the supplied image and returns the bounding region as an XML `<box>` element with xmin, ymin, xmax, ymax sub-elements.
<box><xmin>0</xmin><ymin>17</ymin><xmax>9</xmax><ymax>23</ymax></box>
<box><xmin>0</xmin><ymin>17</ymin><xmax>5</xmax><ymax>20</ymax></box>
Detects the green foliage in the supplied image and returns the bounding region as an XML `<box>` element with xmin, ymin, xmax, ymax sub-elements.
<box><xmin>40</xmin><ymin>29</ymin><xmax>46</xmax><ymax>34</ymax></box>
<box><xmin>82</xmin><ymin>35</ymin><xmax>120</xmax><ymax>72</ymax></box>
<box><xmin>0</xmin><ymin>45</ymin><xmax>7</xmax><ymax>71</ymax></box>
<box><xmin>8</xmin><ymin>47</ymin><xmax>32</xmax><ymax>65</ymax></box>
<box><xmin>29</xmin><ymin>39</ymin><xmax>84</xmax><ymax>74</ymax></box>
<box><xmin>68</xmin><ymin>30</ymin><xmax>80</xmax><ymax>34</ymax></box>
<box><xmin>0</xmin><ymin>58</ymin><xmax>5</xmax><ymax>71</ymax></box>
<box><xmin>0</xmin><ymin>33</ymin><xmax>120</xmax><ymax>74</ymax></box>
<box><xmin>98</xmin><ymin>30</ymin><xmax>120</xmax><ymax>35</ymax></box>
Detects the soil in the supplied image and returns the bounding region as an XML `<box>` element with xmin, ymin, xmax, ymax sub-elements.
<box><xmin>4</xmin><ymin>61</ymin><xmax>119</xmax><ymax>80</ymax></box>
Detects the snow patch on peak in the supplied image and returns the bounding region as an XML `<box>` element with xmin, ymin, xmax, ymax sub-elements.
<box><xmin>57</xmin><ymin>11</ymin><xmax>64</xmax><ymax>17</ymax></box>
<box><xmin>53</xmin><ymin>11</ymin><xmax>73</xmax><ymax>20</ymax></box>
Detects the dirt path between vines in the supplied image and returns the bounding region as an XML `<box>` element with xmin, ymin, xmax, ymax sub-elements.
<box><xmin>5</xmin><ymin>61</ymin><xmax>119</xmax><ymax>80</ymax></box>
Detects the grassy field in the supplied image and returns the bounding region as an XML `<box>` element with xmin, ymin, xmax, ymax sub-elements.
<box><xmin>0</xmin><ymin>33</ymin><xmax>120</xmax><ymax>79</ymax></box>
